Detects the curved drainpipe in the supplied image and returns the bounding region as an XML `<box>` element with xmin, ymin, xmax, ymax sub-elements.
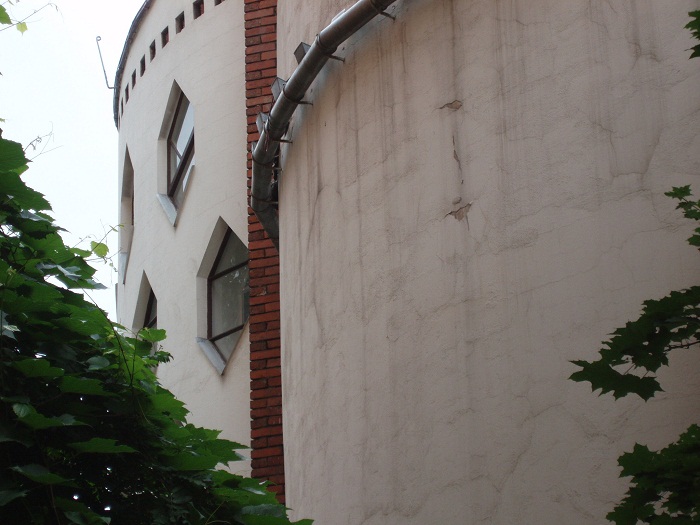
<box><xmin>251</xmin><ymin>0</ymin><xmax>398</xmax><ymax>249</ymax></box>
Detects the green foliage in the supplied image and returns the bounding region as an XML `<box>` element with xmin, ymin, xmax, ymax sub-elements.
<box><xmin>570</xmin><ymin>187</ymin><xmax>700</xmax><ymax>525</ymax></box>
<box><xmin>0</xmin><ymin>135</ymin><xmax>310</xmax><ymax>524</ymax></box>
<box><xmin>0</xmin><ymin>2</ymin><xmax>58</xmax><ymax>34</ymax></box>
<box><xmin>687</xmin><ymin>11</ymin><xmax>700</xmax><ymax>59</ymax></box>
<box><xmin>607</xmin><ymin>426</ymin><xmax>700</xmax><ymax>525</ymax></box>
<box><xmin>569</xmin><ymin>286</ymin><xmax>700</xmax><ymax>401</ymax></box>
<box><xmin>569</xmin><ymin>17</ymin><xmax>700</xmax><ymax>523</ymax></box>
<box><xmin>0</xmin><ymin>6</ymin><xmax>10</xmax><ymax>26</ymax></box>
<box><xmin>666</xmin><ymin>185</ymin><xmax>700</xmax><ymax>247</ymax></box>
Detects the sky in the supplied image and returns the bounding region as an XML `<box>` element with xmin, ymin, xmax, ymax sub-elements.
<box><xmin>1</xmin><ymin>0</ymin><xmax>145</xmax><ymax>318</ymax></box>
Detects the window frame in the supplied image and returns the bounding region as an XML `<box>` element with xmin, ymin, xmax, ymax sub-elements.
<box><xmin>166</xmin><ymin>92</ymin><xmax>195</xmax><ymax>209</ymax></box>
<box><xmin>206</xmin><ymin>229</ymin><xmax>249</xmax><ymax>360</ymax></box>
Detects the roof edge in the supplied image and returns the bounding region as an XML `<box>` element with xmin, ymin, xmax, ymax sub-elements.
<box><xmin>113</xmin><ymin>1</ymin><xmax>153</xmax><ymax>127</ymax></box>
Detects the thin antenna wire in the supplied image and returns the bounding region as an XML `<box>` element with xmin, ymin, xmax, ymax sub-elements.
<box><xmin>95</xmin><ymin>36</ymin><xmax>114</xmax><ymax>90</ymax></box>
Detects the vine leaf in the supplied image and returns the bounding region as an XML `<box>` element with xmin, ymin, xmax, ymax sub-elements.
<box><xmin>0</xmin><ymin>490</ymin><xmax>29</xmax><ymax>506</ymax></box>
<box><xmin>69</xmin><ymin>438</ymin><xmax>135</xmax><ymax>454</ymax></box>
<box><xmin>13</xmin><ymin>358</ymin><xmax>64</xmax><ymax>378</ymax></box>
<box><xmin>90</xmin><ymin>241</ymin><xmax>108</xmax><ymax>258</ymax></box>
<box><xmin>11</xmin><ymin>464</ymin><xmax>69</xmax><ymax>485</ymax></box>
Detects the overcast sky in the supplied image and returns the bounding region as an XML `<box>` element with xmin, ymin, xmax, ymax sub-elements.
<box><xmin>1</xmin><ymin>0</ymin><xmax>145</xmax><ymax>317</ymax></box>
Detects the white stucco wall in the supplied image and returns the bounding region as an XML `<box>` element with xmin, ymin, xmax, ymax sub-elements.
<box><xmin>115</xmin><ymin>0</ymin><xmax>252</xmax><ymax>471</ymax></box>
<box><xmin>278</xmin><ymin>0</ymin><xmax>700</xmax><ymax>523</ymax></box>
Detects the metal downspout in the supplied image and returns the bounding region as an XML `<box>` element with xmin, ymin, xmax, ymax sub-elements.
<box><xmin>250</xmin><ymin>0</ymin><xmax>398</xmax><ymax>249</ymax></box>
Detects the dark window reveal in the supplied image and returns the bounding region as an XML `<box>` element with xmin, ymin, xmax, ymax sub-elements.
<box><xmin>144</xmin><ymin>291</ymin><xmax>157</xmax><ymax>329</ymax></box>
<box><xmin>175</xmin><ymin>12</ymin><xmax>185</xmax><ymax>34</ymax></box>
<box><xmin>193</xmin><ymin>0</ymin><xmax>204</xmax><ymax>19</ymax></box>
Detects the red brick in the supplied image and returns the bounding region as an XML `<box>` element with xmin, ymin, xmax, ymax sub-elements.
<box><xmin>249</xmin><ymin>238</ymin><xmax>275</xmax><ymax>250</ymax></box>
<box><xmin>245</xmin><ymin>25</ymin><xmax>276</xmax><ymax>38</ymax></box>
<box><xmin>252</xmin><ymin>425</ymin><xmax>282</xmax><ymax>438</ymax></box>
<box><xmin>245</xmin><ymin>7</ymin><xmax>275</xmax><ymax>21</ymax></box>
<box><xmin>250</xmin><ymin>330</ymin><xmax>280</xmax><ymax>342</ymax></box>
<box><xmin>252</xmin><ymin>311</ymin><xmax>278</xmax><ymax>322</ymax></box>
<box><xmin>251</xmin><ymin>387</ymin><xmax>282</xmax><ymax>400</ymax></box>
<box><xmin>263</xmin><ymin>265</ymin><xmax>280</xmax><ymax>275</ymax></box>
<box><xmin>251</xmin><ymin>418</ymin><xmax>267</xmax><ymax>429</ymax></box>
<box><xmin>249</xmin><ymin>292</ymin><xmax>280</xmax><ymax>305</ymax></box>
<box><xmin>264</xmin><ymin>301</ymin><xmax>281</xmax><ymax>312</ymax></box>
<box><xmin>251</xmin><ymin>406</ymin><xmax>282</xmax><ymax>418</ymax></box>
<box><xmin>252</xmin><ymin>466</ymin><xmax>284</xmax><ymax>477</ymax></box>
<box><xmin>251</xmin><ymin>378</ymin><xmax>268</xmax><ymax>390</ymax></box>
<box><xmin>246</xmin><ymin>1</ymin><xmax>283</xmax><ymax>501</ymax></box>
<box><xmin>251</xmin><ymin>408</ymin><xmax>281</xmax><ymax>420</ymax></box>
<box><xmin>247</xmin><ymin>42</ymin><xmax>276</xmax><ymax>54</ymax></box>
<box><xmin>251</xmin><ymin>446</ymin><xmax>283</xmax><ymax>459</ymax></box>
<box><xmin>253</xmin><ymin>366</ymin><xmax>281</xmax><ymax>377</ymax></box>
<box><xmin>266</xmin><ymin>485</ymin><xmax>284</xmax><ymax>495</ymax></box>
<box><xmin>245</xmin><ymin>17</ymin><xmax>276</xmax><ymax>29</ymax></box>
<box><xmin>267</xmin><ymin>475</ymin><xmax>285</xmax><ymax>485</ymax></box>
<box><xmin>250</xmin><ymin>349</ymin><xmax>281</xmax><ymax>361</ymax></box>
<box><xmin>250</xmin><ymin>341</ymin><xmax>268</xmax><ymax>352</ymax></box>
<box><xmin>249</xmin><ymin>283</ymin><xmax>279</xmax><ymax>296</ymax></box>
<box><xmin>251</xmin><ymin>398</ymin><xmax>267</xmax><ymax>409</ymax></box>
<box><xmin>265</xmin><ymin>394</ymin><xmax>282</xmax><ymax>405</ymax></box>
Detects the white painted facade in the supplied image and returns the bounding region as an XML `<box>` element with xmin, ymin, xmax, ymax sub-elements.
<box><xmin>116</xmin><ymin>0</ymin><xmax>700</xmax><ymax>523</ymax></box>
<box><xmin>115</xmin><ymin>0</ymin><xmax>251</xmax><ymax>467</ymax></box>
<box><xmin>277</xmin><ymin>1</ymin><xmax>700</xmax><ymax>523</ymax></box>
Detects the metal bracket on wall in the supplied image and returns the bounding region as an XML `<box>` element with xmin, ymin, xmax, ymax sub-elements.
<box><xmin>295</xmin><ymin>41</ymin><xmax>345</xmax><ymax>63</ymax></box>
<box><xmin>369</xmin><ymin>0</ymin><xmax>395</xmax><ymax>19</ymax></box>
<box><xmin>272</xmin><ymin>77</ymin><xmax>313</xmax><ymax>105</ymax></box>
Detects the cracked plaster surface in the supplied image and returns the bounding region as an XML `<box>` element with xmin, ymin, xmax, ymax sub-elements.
<box><xmin>278</xmin><ymin>0</ymin><xmax>700</xmax><ymax>523</ymax></box>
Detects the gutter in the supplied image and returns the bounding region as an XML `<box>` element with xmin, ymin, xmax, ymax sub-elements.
<box><xmin>251</xmin><ymin>0</ymin><xmax>398</xmax><ymax>249</ymax></box>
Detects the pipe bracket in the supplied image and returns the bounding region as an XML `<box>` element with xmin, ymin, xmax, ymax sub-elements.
<box><xmin>369</xmin><ymin>0</ymin><xmax>396</xmax><ymax>19</ymax></box>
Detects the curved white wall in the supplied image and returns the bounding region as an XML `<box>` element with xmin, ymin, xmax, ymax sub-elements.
<box><xmin>116</xmin><ymin>0</ymin><xmax>251</xmax><ymax>468</ymax></box>
<box><xmin>279</xmin><ymin>0</ymin><xmax>700</xmax><ymax>522</ymax></box>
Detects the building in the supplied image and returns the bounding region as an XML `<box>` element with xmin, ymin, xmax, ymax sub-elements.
<box><xmin>115</xmin><ymin>0</ymin><xmax>700</xmax><ymax>523</ymax></box>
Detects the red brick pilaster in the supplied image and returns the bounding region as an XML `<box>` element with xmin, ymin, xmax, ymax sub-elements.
<box><xmin>244</xmin><ymin>0</ymin><xmax>284</xmax><ymax>504</ymax></box>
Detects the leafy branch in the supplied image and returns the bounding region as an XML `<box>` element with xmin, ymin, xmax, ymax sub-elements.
<box><xmin>570</xmin><ymin>285</ymin><xmax>700</xmax><ymax>401</ymax></box>
<box><xmin>569</xmin><ymin>18</ymin><xmax>700</xmax><ymax>522</ymax></box>
<box><xmin>570</xmin><ymin>186</ymin><xmax>700</xmax><ymax>524</ymax></box>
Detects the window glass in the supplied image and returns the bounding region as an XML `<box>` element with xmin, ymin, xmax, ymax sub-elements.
<box><xmin>211</xmin><ymin>266</ymin><xmax>248</xmax><ymax>334</ymax></box>
<box><xmin>167</xmin><ymin>93</ymin><xmax>195</xmax><ymax>209</ymax></box>
<box><xmin>213</xmin><ymin>231</ymin><xmax>248</xmax><ymax>273</ymax></box>
<box><xmin>208</xmin><ymin>230</ymin><xmax>249</xmax><ymax>361</ymax></box>
<box><xmin>172</xmin><ymin>102</ymin><xmax>194</xmax><ymax>166</ymax></box>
